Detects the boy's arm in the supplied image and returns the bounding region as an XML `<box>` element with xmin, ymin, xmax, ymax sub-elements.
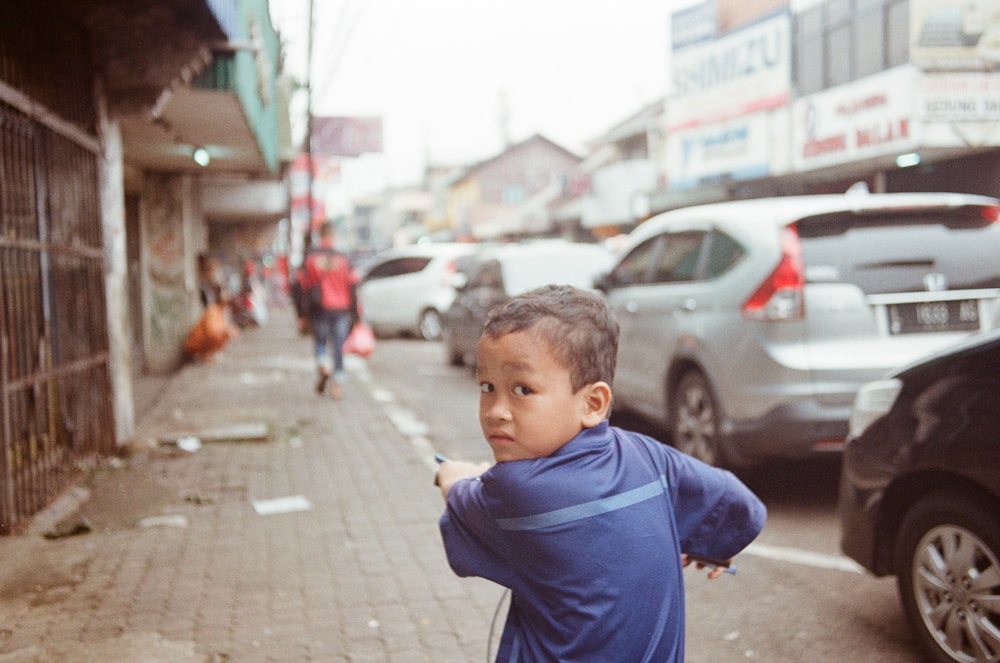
<box><xmin>669</xmin><ymin>452</ymin><xmax>767</xmax><ymax>562</ymax></box>
<box><xmin>436</xmin><ymin>460</ymin><xmax>491</xmax><ymax>498</ymax></box>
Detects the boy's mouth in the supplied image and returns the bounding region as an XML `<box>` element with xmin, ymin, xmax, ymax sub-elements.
<box><xmin>485</xmin><ymin>430</ymin><xmax>514</xmax><ymax>447</ymax></box>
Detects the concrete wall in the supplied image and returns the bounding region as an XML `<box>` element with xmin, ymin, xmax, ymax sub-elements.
<box><xmin>141</xmin><ymin>173</ymin><xmax>207</xmax><ymax>373</ymax></box>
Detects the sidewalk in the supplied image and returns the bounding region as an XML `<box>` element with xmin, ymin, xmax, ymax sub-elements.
<box><xmin>0</xmin><ymin>305</ymin><xmax>502</xmax><ymax>662</ymax></box>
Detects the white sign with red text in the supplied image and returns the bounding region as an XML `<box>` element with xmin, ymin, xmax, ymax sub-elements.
<box><xmin>792</xmin><ymin>66</ymin><xmax>918</xmax><ymax>171</ymax></box>
<box><xmin>919</xmin><ymin>72</ymin><xmax>1000</xmax><ymax>147</ymax></box>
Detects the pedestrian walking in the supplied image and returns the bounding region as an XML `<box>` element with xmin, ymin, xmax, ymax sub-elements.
<box><xmin>297</xmin><ymin>221</ymin><xmax>360</xmax><ymax>399</ymax></box>
<box><xmin>434</xmin><ymin>284</ymin><xmax>767</xmax><ymax>662</ymax></box>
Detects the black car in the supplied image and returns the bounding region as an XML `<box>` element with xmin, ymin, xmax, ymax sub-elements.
<box><xmin>839</xmin><ymin>328</ymin><xmax>1000</xmax><ymax>663</ymax></box>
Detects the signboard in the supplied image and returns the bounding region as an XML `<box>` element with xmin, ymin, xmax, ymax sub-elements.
<box><xmin>311</xmin><ymin>116</ymin><xmax>383</xmax><ymax>157</ymax></box>
<box><xmin>920</xmin><ymin>72</ymin><xmax>1000</xmax><ymax>146</ymax></box>
<box><xmin>669</xmin><ymin>11</ymin><xmax>791</xmax><ymax>130</ymax></box>
<box><xmin>666</xmin><ymin>113</ymin><xmax>775</xmax><ymax>189</ymax></box>
<box><xmin>792</xmin><ymin>66</ymin><xmax>918</xmax><ymax>171</ymax></box>
<box><xmin>911</xmin><ymin>0</ymin><xmax>1000</xmax><ymax>71</ymax></box>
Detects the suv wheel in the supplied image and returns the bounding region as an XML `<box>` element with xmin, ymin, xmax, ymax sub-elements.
<box><xmin>670</xmin><ymin>371</ymin><xmax>722</xmax><ymax>466</ymax></box>
<box><xmin>894</xmin><ymin>492</ymin><xmax>1000</xmax><ymax>663</ymax></box>
<box><xmin>419</xmin><ymin>309</ymin><xmax>443</xmax><ymax>340</ymax></box>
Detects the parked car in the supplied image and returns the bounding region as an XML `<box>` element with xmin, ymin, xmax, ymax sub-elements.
<box><xmin>358</xmin><ymin>243</ymin><xmax>481</xmax><ymax>340</ymax></box>
<box><xmin>597</xmin><ymin>190</ymin><xmax>1000</xmax><ymax>467</ymax></box>
<box><xmin>839</xmin><ymin>328</ymin><xmax>1000</xmax><ymax>663</ymax></box>
<box><xmin>443</xmin><ymin>241</ymin><xmax>615</xmax><ymax>366</ymax></box>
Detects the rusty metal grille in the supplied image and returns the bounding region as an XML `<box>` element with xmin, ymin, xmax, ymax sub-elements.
<box><xmin>0</xmin><ymin>101</ymin><xmax>113</xmax><ymax>534</ymax></box>
<box><xmin>0</xmin><ymin>3</ymin><xmax>97</xmax><ymax>132</ymax></box>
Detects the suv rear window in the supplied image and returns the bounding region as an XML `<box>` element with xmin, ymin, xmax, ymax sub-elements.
<box><xmin>796</xmin><ymin>210</ymin><xmax>1000</xmax><ymax>295</ymax></box>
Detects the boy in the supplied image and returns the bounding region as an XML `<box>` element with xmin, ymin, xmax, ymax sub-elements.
<box><xmin>436</xmin><ymin>284</ymin><xmax>766</xmax><ymax>662</ymax></box>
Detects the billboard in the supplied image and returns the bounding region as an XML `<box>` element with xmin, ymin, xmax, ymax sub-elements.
<box><xmin>311</xmin><ymin>116</ymin><xmax>383</xmax><ymax>156</ymax></box>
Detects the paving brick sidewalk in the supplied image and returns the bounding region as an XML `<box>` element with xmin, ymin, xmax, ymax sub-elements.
<box><xmin>0</xmin><ymin>306</ymin><xmax>502</xmax><ymax>662</ymax></box>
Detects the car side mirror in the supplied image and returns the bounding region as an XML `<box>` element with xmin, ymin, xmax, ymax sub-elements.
<box><xmin>451</xmin><ymin>272</ymin><xmax>469</xmax><ymax>291</ymax></box>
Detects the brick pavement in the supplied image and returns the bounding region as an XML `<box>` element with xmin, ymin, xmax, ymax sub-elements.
<box><xmin>0</xmin><ymin>305</ymin><xmax>503</xmax><ymax>662</ymax></box>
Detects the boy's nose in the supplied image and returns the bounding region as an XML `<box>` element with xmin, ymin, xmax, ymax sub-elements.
<box><xmin>482</xmin><ymin>397</ymin><xmax>512</xmax><ymax>423</ymax></box>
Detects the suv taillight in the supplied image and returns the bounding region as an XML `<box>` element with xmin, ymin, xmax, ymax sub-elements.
<box><xmin>982</xmin><ymin>205</ymin><xmax>1000</xmax><ymax>223</ymax></box>
<box><xmin>742</xmin><ymin>225</ymin><xmax>805</xmax><ymax>321</ymax></box>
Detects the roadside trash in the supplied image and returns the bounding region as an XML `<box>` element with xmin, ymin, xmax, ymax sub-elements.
<box><xmin>137</xmin><ymin>514</ymin><xmax>188</xmax><ymax>528</ymax></box>
<box><xmin>251</xmin><ymin>495</ymin><xmax>312</xmax><ymax>516</ymax></box>
<box><xmin>44</xmin><ymin>518</ymin><xmax>92</xmax><ymax>539</ymax></box>
<box><xmin>176</xmin><ymin>436</ymin><xmax>202</xmax><ymax>452</ymax></box>
<box><xmin>184</xmin><ymin>493</ymin><xmax>215</xmax><ymax>505</ymax></box>
<box><xmin>158</xmin><ymin>422</ymin><xmax>269</xmax><ymax>446</ymax></box>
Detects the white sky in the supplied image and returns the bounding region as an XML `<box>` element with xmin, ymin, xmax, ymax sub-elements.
<box><xmin>271</xmin><ymin>1</ymin><xmax>691</xmax><ymax>192</ymax></box>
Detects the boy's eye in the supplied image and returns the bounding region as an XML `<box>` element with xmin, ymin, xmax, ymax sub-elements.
<box><xmin>513</xmin><ymin>385</ymin><xmax>532</xmax><ymax>396</ymax></box>
<box><xmin>479</xmin><ymin>382</ymin><xmax>494</xmax><ymax>393</ymax></box>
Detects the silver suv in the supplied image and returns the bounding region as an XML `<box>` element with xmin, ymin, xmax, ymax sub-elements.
<box><xmin>598</xmin><ymin>191</ymin><xmax>1000</xmax><ymax>467</ymax></box>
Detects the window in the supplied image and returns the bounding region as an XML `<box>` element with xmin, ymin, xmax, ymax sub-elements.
<box><xmin>365</xmin><ymin>257</ymin><xmax>431</xmax><ymax>280</ymax></box>
<box><xmin>610</xmin><ymin>237</ymin><xmax>661</xmax><ymax>287</ymax></box>
<box><xmin>703</xmin><ymin>232</ymin><xmax>745</xmax><ymax>278</ymax></box>
<box><xmin>886</xmin><ymin>0</ymin><xmax>909</xmax><ymax>68</ymax></box>
<box><xmin>651</xmin><ymin>232</ymin><xmax>706</xmax><ymax>284</ymax></box>
<box><xmin>793</xmin><ymin>0</ymin><xmax>907</xmax><ymax>95</ymax></box>
<box><xmin>853</xmin><ymin>0</ymin><xmax>885</xmax><ymax>78</ymax></box>
<box><xmin>795</xmin><ymin>6</ymin><xmax>824</xmax><ymax>95</ymax></box>
<box><xmin>825</xmin><ymin>9</ymin><xmax>853</xmax><ymax>87</ymax></box>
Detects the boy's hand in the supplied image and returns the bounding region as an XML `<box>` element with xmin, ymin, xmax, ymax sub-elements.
<box><xmin>681</xmin><ymin>553</ymin><xmax>730</xmax><ymax>580</ymax></box>
<box><xmin>436</xmin><ymin>460</ymin><xmax>491</xmax><ymax>498</ymax></box>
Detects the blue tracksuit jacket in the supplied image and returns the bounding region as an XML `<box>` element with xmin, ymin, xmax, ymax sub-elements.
<box><xmin>440</xmin><ymin>421</ymin><xmax>766</xmax><ymax>662</ymax></box>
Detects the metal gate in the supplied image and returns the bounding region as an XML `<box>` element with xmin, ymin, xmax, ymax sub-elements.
<box><xmin>0</xmin><ymin>100</ymin><xmax>115</xmax><ymax>534</ymax></box>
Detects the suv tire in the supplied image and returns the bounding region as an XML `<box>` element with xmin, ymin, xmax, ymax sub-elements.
<box><xmin>670</xmin><ymin>370</ymin><xmax>723</xmax><ymax>466</ymax></box>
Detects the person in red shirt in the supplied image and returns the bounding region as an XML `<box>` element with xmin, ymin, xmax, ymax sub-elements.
<box><xmin>298</xmin><ymin>222</ymin><xmax>359</xmax><ymax>399</ymax></box>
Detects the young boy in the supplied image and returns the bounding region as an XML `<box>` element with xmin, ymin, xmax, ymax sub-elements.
<box><xmin>436</xmin><ymin>284</ymin><xmax>766</xmax><ymax>662</ymax></box>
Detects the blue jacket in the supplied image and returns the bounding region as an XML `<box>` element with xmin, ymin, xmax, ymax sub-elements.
<box><xmin>440</xmin><ymin>421</ymin><xmax>766</xmax><ymax>662</ymax></box>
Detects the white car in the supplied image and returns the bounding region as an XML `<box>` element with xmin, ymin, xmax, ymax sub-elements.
<box><xmin>358</xmin><ymin>243</ymin><xmax>481</xmax><ymax>340</ymax></box>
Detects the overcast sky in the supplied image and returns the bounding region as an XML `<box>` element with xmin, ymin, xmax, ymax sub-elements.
<box><xmin>272</xmin><ymin>1</ymin><xmax>689</xmax><ymax>191</ymax></box>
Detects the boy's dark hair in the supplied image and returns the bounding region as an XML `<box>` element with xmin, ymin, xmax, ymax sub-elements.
<box><xmin>482</xmin><ymin>284</ymin><xmax>618</xmax><ymax>392</ymax></box>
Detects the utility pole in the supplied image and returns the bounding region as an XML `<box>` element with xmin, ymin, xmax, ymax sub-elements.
<box><xmin>304</xmin><ymin>0</ymin><xmax>315</xmax><ymax>251</ymax></box>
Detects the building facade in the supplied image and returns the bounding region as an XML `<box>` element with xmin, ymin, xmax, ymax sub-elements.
<box><xmin>0</xmin><ymin>0</ymin><xmax>290</xmax><ymax>533</ymax></box>
<box><xmin>640</xmin><ymin>0</ymin><xmax>1000</xmax><ymax>215</ymax></box>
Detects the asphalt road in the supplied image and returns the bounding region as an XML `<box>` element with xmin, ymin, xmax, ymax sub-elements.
<box><xmin>361</xmin><ymin>336</ymin><xmax>925</xmax><ymax>662</ymax></box>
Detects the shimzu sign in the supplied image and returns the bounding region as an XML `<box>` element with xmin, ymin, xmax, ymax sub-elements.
<box><xmin>669</xmin><ymin>11</ymin><xmax>791</xmax><ymax>130</ymax></box>
<box><xmin>792</xmin><ymin>66</ymin><xmax>918</xmax><ymax>171</ymax></box>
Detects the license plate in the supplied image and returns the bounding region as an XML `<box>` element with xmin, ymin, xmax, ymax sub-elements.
<box><xmin>887</xmin><ymin>299</ymin><xmax>980</xmax><ymax>334</ymax></box>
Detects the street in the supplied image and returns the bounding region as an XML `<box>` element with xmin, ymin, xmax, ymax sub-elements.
<box><xmin>364</xmin><ymin>337</ymin><xmax>923</xmax><ymax>662</ymax></box>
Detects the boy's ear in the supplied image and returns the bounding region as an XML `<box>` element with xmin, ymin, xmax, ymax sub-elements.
<box><xmin>580</xmin><ymin>381</ymin><xmax>612</xmax><ymax>428</ymax></box>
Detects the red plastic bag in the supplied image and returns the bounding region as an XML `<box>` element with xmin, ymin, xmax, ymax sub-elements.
<box><xmin>343</xmin><ymin>322</ymin><xmax>375</xmax><ymax>358</ymax></box>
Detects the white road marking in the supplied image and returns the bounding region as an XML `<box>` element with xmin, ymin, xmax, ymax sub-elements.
<box><xmin>742</xmin><ymin>542</ymin><xmax>865</xmax><ymax>574</ymax></box>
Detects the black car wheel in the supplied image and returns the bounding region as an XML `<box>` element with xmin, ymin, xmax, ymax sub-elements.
<box><xmin>895</xmin><ymin>492</ymin><xmax>1000</xmax><ymax>663</ymax></box>
<box><xmin>670</xmin><ymin>371</ymin><xmax>722</xmax><ymax>466</ymax></box>
<box><xmin>419</xmin><ymin>309</ymin><xmax>443</xmax><ymax>341</ymax></box>
<box><xmin>443</xmin><ymin>328</ymin><xmax>464</xmax><ymax>366</ymax></box>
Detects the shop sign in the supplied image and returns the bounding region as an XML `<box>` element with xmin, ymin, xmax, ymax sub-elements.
<box><xmin>792</xmin><ymin>66</ymin><xmax>917</xmax><ymax>171</ymax></box>
<box><xmin>669</xmin><ymin>11</ymin><xmax>791</xmax><ymax>130</ymax></box>
<box><xmin>920</xmin><ymin>73</ymin><xmax>1000</xmax><ymax>121</ymax></box>
<box><xmin>666</xmin><ymin>113</ymin><xmax>773</xmax><ymax>189</ymax></box>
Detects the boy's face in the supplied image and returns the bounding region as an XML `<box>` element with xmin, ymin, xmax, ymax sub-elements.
<box><xmin>476</xmin><ymin>329</ymin><xmax>598</xmax><ymax>463</ymax></box>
